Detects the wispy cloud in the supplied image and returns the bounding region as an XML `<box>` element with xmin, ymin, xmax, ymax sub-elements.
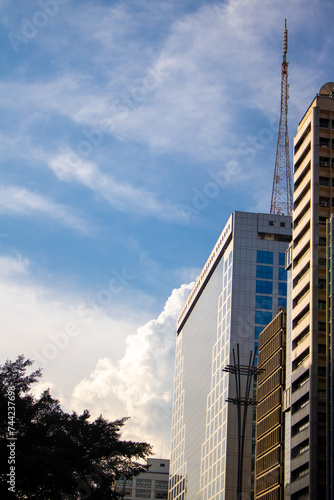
<box><xmin>47</xmin><ymin>150</ymin><xmax>183</xmax><ymax>220</ymax></box>
<box><xmin>2</xmin><ymin>0</ymin><xmax>330</xmax><ymax>166</ymax></box>
<box><xmin>0</xmin><ymin>185</ymin><xmax>92</xmax><ymax>234</ymax></box>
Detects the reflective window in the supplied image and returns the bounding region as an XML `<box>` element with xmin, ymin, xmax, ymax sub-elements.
<box><xmin>136</xmin><ymin>479</ymin><xmax>152</xmax><ymax>487</ymax></box>
<box><xmin>255</xmin><ymin>311</ymin><xmax>272</xmax><ymax>325</ymax></box>
<box><xmin>279</xmin><ymin>253</ymin><xmax>285</xmax><ymax>266</ymax></box>
<box><xmin>278</xmin><ymin>282</ymin><xmax>287</xmax><ymax>296</ymax></box>
<box><xmin>278</xmin><ymin>297</ymin><xmax>287</xmax><ymax>309</ymax></box>
<box><xmin>136</xmin><ymin>490</ymin><xmax>151</xmax><ymax>498</ymax></box>
<box><xmin>255</xmin><ymin>326</ymin><xmax>264</xmax><ymax>340</ymax></box>
<box><xmin>256</xmin><ymin>280</ymin><xmax>273</xmax><ymax>295</ymax></box>
<box><xmin>155</xmin><ymin>492</ymin><xmax>168</xmax><ymax>499</ymax></box>
<box><xmin>279</xmin><ymin>267</ymin><xmax>287</xmax><ymax>281</ymax></box>
<box><xmin>257</xmin><ymin>250</ymin><xmax>273</xmax><ymax>264</ymax></box>
<box><xmin>255</xmin><ymin>295</ymin><xmax>272</xmax><ymax>310</ymax></box>
<box><xmin>256</xmin><ymin>265</ymin><xmax>273</xmax><ymax>279</ymax></box>
<box><xmin>155</xmin><ymin>480</ymin><xmax>168</xmax><ymax>490</ymax></box>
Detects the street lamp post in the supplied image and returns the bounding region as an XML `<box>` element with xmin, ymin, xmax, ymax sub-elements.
<box><xmin>223</xmin><ymin>344</ymin><xmax>264</xmax><ymax>500</ymax></box>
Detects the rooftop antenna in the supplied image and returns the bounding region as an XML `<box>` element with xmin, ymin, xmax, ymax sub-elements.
<box><xmin>270</xmin><ymin>19</ymin><xmax>293</xmax><ymax>216</ymax></box>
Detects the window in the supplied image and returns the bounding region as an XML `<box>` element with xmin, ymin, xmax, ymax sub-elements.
<box><xmin>279</xmin><ymin>252</ymin><xmax>285</xmax><ymax>266</ymax></box>
<box><xmin>269</xmin><ymin>220</ymin><xmax>274</xmax><ymax>226</ymax></box>
<box><xmin>155</xmin><ymin>480</ymin><xmax>168</xmax><ymax>489</ymax></box>
<box><xmin>294</xmin><ymin>123</ymin><xmax>311</xmax><ymax>154</ymax></box>
<box><xmin>319</xmin><ymin>196</ymin><xmax>329</xmax><ymax>207</ymax></box>
<box><xmin>319</xmin><ymin>366</ymin><xmax>326</xmax><ymax>377</ymax></box>
<box><xmin>280</xmin><ymin>222</ymin><xmax>286</xmax><ymax>227</ymax></box>
<box><xmin>319</xmin><ymin>176</ymin><xmax>329</xmax><ymax>186</ymax></box>
<box><xmin>319</xmin><ymin>156</ymin><xmax>329</xmax><ymax>167</ymax></box>
<box><xmin>256</xmin><ymin>265</ymin><xmax>273</xmax><ymax>279</ymax></box>
<box><xmin>320</xmin><ymin>118</ymin><xmax>329</xmax><ymax>128</ymax></box>
<box><xmin>319</xmin><ymin>344</ymin><xmax>326</xmax><ymax>354</ymax></box>
<box><xmin>255</xmin><ymin>311</ymin><xmax>272</xmax><ymax>325</ymax></box>
<box><xmin>320</xmin><ymin>137</ymin><xmax>329</xmax><ymax>147</ymax></box>
<box><xmin>136</xmin><ymin>479</ymin><xmax>152</xmax><ymax>488</ymax></box>
<box><xmin>278</xmin><ymin>297</ymin><xmax>287</xmax><ymax>308</ymax></box>
<box><xmin>256</xmin><ymin>295</ymin><xmax>272</xmax><ymax>310</ymax></box>
<box><xmin>278</xmin><ymin>282</ymin><xmax>287</xmax><ymax>296</ymax></box>
<box><xmin>256</xmin><ymin>280</ymin><xmax>273</xmax><ymax>295</ymax></box>
<box><xmin>291</xmin><ymin>439</ymin><xmax>309</xmax><ymax>458</ymax></box>
<box><xmin>319</xmin><ymin>278</ymin><xmax>326</xmax><ymax>288</ymax></box>
<box><xmin>279</xmin><ymin>267</ymin><xmax>287</xmax><ymax>281</ymax></box>
<box><xmin>255</xmin><ymin>326</ymin><xmax>264</xmax><ymax>340</ymax></box>
<box><xmin>117</xmin><ymin>479</ymin><xmax>133</xmax><ymax>486</ymax></box>
<box><xmin>319</xmin><ymin>236</ymin><xmax>326</xmax><ymax>247</ymax></box>
<box><xmin>155</xmin><ymin>493</ymin><xmax>168</xmax><ymax>499</ymax></box>
<box><xmin>257</xmin><ymin>250</ymin><xmax>273</xmax><ymax>264</ymax></box>
<box><xmin>136</xmin><ymin>490</ymin><xmax>151</xmax><ymax>498</ymax></box>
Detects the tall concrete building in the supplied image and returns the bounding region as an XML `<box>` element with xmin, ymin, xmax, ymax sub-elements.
<box><xmin>255</xmin><ymin>308</ymin><xmax>286</xmax><ymax>500</ymax></box>
<box><xmin>284</xmin><ymin>82</ymin><xmax>334</xmax><ymax>499</ymax></box>
<box><xmin>168</xmin><ymin>211</ymin><xmax>291</xmax><ymax>500</ymax></box>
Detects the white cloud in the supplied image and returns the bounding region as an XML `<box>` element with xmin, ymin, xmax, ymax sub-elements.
<box><xmin>0</xmin><ymin>254</ymin><xmax>30</xmax><ymax>278</ymax></box>
<box><xmin>0</xmin><ymin>253</ymin><xmax>152</xmax><ymax>389</ymax></box>
<box><xmin>47</xmin><ymin>149</ymin><xmax>183</xmax><ymax>220</ymax></box>
<box><xmin>70</xmin><ymin>282</ymin><xmax>193</xmax><ymax>456</ymax></box>
<box><xmin>1</xmin><ymin>0</ymin><xmax>332</xmax><ymax>169</ymax></box>
<box><xmin>0</xmin><ymin>185</ymin><xmax>92</xmax><ymax>234</ymax></box>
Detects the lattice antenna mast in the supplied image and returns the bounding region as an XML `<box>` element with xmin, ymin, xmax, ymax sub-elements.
<box><xmin>270</xmin><ymin>19</ymin><xmax>293</xmax><ymax>216</ymax></box>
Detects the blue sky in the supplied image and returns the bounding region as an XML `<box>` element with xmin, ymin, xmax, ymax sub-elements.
<box><xmin>1</xmin><ymin>0</ymin><xmax>334</xmax><ymax>455</ymax></box>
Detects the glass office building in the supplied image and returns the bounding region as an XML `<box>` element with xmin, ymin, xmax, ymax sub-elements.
<box><xmin>169</xmin><ymin>211</ymin><xmax>291</xmax><ymax>500</ymax></box>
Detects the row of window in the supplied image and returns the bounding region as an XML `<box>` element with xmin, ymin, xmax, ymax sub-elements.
<box><xmin>319</xmin><ymin>137</ymin><xmax>334</xmax><ymax>148</ymax></box>
<box><xmin>319</xmin><ymin>118</ymin><xmax>334</xmax><ymax>129</ymax></box>
<box><xmin>257</xmin><ymin>251</ymin><xmax>286</xmax><ymax>266</ymax></box>
<box><xmin>256</xmin><ymin>280</ymin><xmax>287</xmax><ymax>296</ymax></box>
<box><xmin>256</xmin><ymin>265</ymin><xmax>287</xmax><ymax>280</ymax></box>
<box><xmin>319</xmin><ymin>156</ymin><xmax>334</xmax><ymax>168</ymax></box>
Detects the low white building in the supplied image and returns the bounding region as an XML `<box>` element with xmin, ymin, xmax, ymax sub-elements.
<box><xmin>115</xmin><ymin>458</ymin><xmax>169</xmax><ymax>499</ymax></box>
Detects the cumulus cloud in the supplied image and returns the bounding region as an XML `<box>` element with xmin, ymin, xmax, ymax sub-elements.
<box><xmin>0</xmin><ymin>254</ymin><xmax>146</xmax><ymax>398</ymax></box>
<box><xmin>70</xmin><ymin>283</ymin><xmax>193</xmax><ymax>456</ymax></box>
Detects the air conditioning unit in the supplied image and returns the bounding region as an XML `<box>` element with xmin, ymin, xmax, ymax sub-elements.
<box><xmin>320</xmin><ymin>161</ymin><xmax>328</xmax><ymax>166</ymax></box>
<box><xmin>320</xmin><ymin>201</ymin><xmax>328</xmax><ymax>207</ymax></box>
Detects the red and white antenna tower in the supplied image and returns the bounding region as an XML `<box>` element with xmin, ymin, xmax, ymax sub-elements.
<box><xmin>270</xmin><ymin>19</ymin><xmax>293</xmax><ymax>216</ymax></box>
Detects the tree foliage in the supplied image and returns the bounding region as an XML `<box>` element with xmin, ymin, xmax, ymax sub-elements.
<box><xmin>0</xmin><ymin>355</ymin><xmax>152</xmax><ymax>499</ymax></box>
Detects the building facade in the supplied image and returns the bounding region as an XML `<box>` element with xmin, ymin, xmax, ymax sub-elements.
<box><xmin>255</xmin><ymin>308</ymin><xmax>286</xmax><ymax>500</ymax></box>
<box><xmin>168</xmin><ymin>211</ymin><xmax>291</xmax><ymax>500</ymax></box>
<box><xmin>115</xmin><ymin>458</ymin><xmax>169</xmax><ymax>499</ymax></box>
<box><xmin>284</xmin><ymin>82</ymin><xmax>334</xmax><ymax>499</ymax></box>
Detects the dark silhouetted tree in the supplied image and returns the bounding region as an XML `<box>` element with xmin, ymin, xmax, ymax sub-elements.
<box><xmin>0</xmin><ymin>355</ymin><xmax>152</xmax><ymax>499</ymax></box>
